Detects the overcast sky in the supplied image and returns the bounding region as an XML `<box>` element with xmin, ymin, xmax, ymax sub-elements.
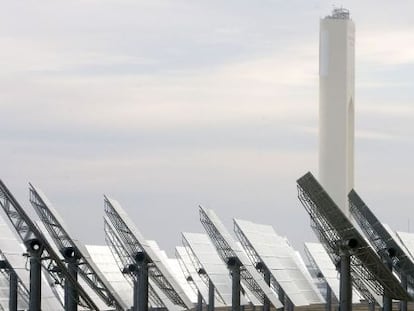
<box><xmin>1</xmin><ymin>0</ymin><xmax>414</xmax><ymax>256</ymax></box>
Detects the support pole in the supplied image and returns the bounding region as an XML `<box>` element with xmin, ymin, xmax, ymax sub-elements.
<box><xmin>63</xmin><ymin>247</ymin><xmax>80</xmax><ymax>311</ymax></box>
<box><xmin>400</xmin><ymin>274</ymin><xmax>407</xmax><ymax>311</ymax></box>
<box><xmin>339</xmin><ymin>252</ymin><xmax>352</xmax><ymax>311</ymax></box>
<box><xmin>287</xmin><ymin>298</ymin><xmax>294</xmax><ymax>311</ymax></box>
<box><xmin>136</xmin><ymin>252</ymin><xmax>149</xmax><ymax>311</ymax></box>
<box><xmin>382</xmin><ymin>295</ymin><xmax>392</xmax><ymax>311</ymax></box>
<box><xmin>263</xmin><ymin>267</ymin><xmax>271</xmax><ymax>311</ymax></box>
<box><xmin>325</xmin><ymin>284</ymin><xmax>331</xmax><ymax>311</ymax></box>
<box><xmin>133</xmin><ymin>275</ymin><xmax>139</xmax><ymax>311</ymax></box>
<box><xmin>197</xmin><ymin>290</ymin><xmax>203</xmax><ymax>311</ymax></box>
<box><xmin>27</xmin><ymin>239</ymin><xmax>43</xmax><ymax>311</ymax></box>
<box><xmin>227</xmin><ymin>257</ymin><xmax>241</xmax><ymax>311</ymax></box>
<box><xmin>277</xmin><ymin>286</ymin><xmax>285</xmax><ymax>311</ymax></box>
<box><xmin>9</xmin><ymin>270</ymin><xmax>18</xmax><ymax>311</ymax></box>
<box><xmin>208</xmin><ymin>279</ymin><xmax>215</xmax><ymax>311</ymax></box>
<box><xmin>382</xmin><ymin>259</ymin><xmax>393</xmax><ymax>311</ymax></box>
<box><xmin>123</xmin><ymin>263</ymin><xmax>139</xmax><ymax>311</ymax></box>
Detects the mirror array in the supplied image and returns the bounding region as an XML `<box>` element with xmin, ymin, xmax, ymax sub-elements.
<box><xmin>0</xmin><ymin>176</ymin><xmax>413</xmax><ymax>311</ymax></box>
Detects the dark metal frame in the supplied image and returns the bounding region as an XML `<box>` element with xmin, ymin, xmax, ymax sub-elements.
<box><xmin>0</xmin><ymin>251</ymin><xmax>30</xmax><ymax>309</ymax></box>
<box><xmin>233</xmin><ymin>222</ymin><xmax>284</xmax><ymax>299</ymax></box>
<box><xmin>28</xmin><ymin>184</ymin><xmax>126</xmax><ymax>310</ymax></box>
<box><xmin>0</xmin><ymin>179</ymin><xmax>98</xmax><ymax>310</ymax></box>
<box><xmin>181</xmin><ymin>234</ymin><xmax>227</xmax><ymax>305</ymax></box>
<box><xmin>104</xmin><ymin>217</ymin><xmax>165</xmax><ymax>308</ymax></box>
<box><xmin>199</xmin><ymin>206</ymin><xmax>279</xmax><ymax>307</ymax></box>
<box><xmin>104</xmin><ymin>196</ymin><xmax>192</xmax><ymax>309</ymax></box>
<box><xmin>296</xmin><ymin>172</ymin><xmax>410</xmax><ymax>302</ymax></box>
<box><xmin>349</xmin><ymin>189</ymin><xmax>414</xmax><ymax>310</ymax></box>
<box><xmin>349</xmin><ymin>190</ymin><xmax>414</xmax><ymax>286</ymax></box>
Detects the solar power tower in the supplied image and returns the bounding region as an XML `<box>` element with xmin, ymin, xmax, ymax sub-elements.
<box><xmin>104</xmin><ymin>196</ymin><xmax>194</xmax><ymax>311</ymax></box>
<box><xmin>182</xmin><ymin>232</ymin><xmax>234</xmax><ymax>311</ymax></box>
<box><xmin>297</xmin><ymin>172</ymin><xmax>410</xmax><ymax>311</ymax></box>
<box><xmin>104</xmin><ymin>216</ymin><xmax>177</xmax><ymax>311</ymax></box>
<box><xmin>28</xmin><ymin>184</ymin><xmax>127</xmax><ymax>311</ymax></box>
<box><xmin>349</xmin><ymin>190</ymin><xmax>414</xmax><ymax>311</ymax></box>
<box><xmin>233</xmin><ymin>219</ymin><xmax>325</xmax><ymax>309</ymax></box>
<box><xmin>176</xmin><ymin>246</ymin><xmax>210</xmax><ymax>311</ymax></box>
<box><xmin>199</xmin><ymin>206</ymin><xmax>283</xmax><ymax>311</ymax></box>
<box><xmin>0</xmin><ymin>180</ymin><xmax>99</xmax><ymax>311</ymax></box>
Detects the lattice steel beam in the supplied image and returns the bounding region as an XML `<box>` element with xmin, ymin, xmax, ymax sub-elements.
<box><xmin>199</xmin><ymin>206</ymin><xmax>283</xmax><ymax>309</ymax></box>
<box><xmin>181</xmin><ymin>234</ymin><xmax>227</xmax><ymax>305</ymax></box>
<box><xmin>29</xmin><ymin>184</ymin><xmax>126</xmax><ymax>310</ymax></box>
<box><xmin>0</xmin><ymin>250</ymin><xmax>29</xmax><ymax>306</ymax></box>
<box><xmin>349</xmin><ymin>189</ymin><xmax>414</xmax><ymax>291</ymax></box>
<box><xmin>297</xmin><ymin>172</ymin><xmax>410</xmax><ymax>301</ymax></box>
<box><xmin>233</xmin><ymin>222</ymin><xmax>281</xmax><ymax>295</ymax></box>
<box><xmin>0</xmin><ymin>179</ymin><xmax>98</xmax><ymax>310</ymax></box>
<box><xmin>104</xmin><ymin>217</ymin><xmax>165</xmax><ymax>308</ymax></box>
<box><xmin>104</xmin><ymin>196</ymin><xmax>192</xmax><ymax>309</ymax></box>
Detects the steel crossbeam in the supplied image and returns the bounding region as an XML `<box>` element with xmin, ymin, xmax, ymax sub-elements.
<box><xmin>296</xmin><ymin>172</ymin><xmax>411</xmax><ymax>301</ymax></box>
<box><xmin>104</xmin><ymin>196</ymin><xmax>193</xmax><ymax>309</ymax></box>
<box><xmin>28</xmin><ymin>184</ymin><xmax>127</xmax><ymax>310</ymax></box>
<box><xmin>0</xmin><ymin>179</ymin><xmax>98</xmax><ymax>310</ymax></box>
<box><xmin>349</xmin><ymin>190</ymin><xmax>414</xmax><ymax>290</ymax></box>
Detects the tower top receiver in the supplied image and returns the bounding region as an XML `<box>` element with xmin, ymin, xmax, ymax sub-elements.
<box><xmin>327</xmin><ymin>7</ymin><xmax>350</xmax><ymax>20</ymax></box>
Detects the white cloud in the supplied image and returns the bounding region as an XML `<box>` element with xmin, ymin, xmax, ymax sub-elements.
<box><xmin>358</xmin><ymin>29</ymin><xmax>414</xmax><ymax>65</ymax></box>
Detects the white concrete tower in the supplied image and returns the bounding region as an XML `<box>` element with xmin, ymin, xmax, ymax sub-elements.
<box><xmin>319</xmin><ymin>8</ymin><xmax>355</xmax><ymax>217</ymax></box>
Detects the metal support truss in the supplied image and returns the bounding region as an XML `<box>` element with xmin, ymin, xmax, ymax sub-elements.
<box><xmin>63</xmin><ymin>248</ymin><xmax>80</xmax><ymax>311</ymax></box>
<box><xmin>0</xmin><ymin>179</ymin><xmax>98</xmax><ymax>310</ymax></box>
<box><xmin>104</xmin><ymin>196</ymin><xmax>192</xmax><ymax>309</ymax></box>
<box><xmin>175</xmin><ymin>248</ymin><xmax>200</xmax><ymax>299</ymax></box>
<box><xmin>136</xmin><ymin>252</ymin><xmax>150</xmax><ymax>311</ymax></box>
<box><xmin>29</xmin><ymin>184</ymin><xmax>126</xmax><ymax>310</ymax></box>
<box><xmin>197</xmin><ymin>290</ymin><xmax>203</xmax><ymax>311</ymax></box>
<box><xmin>349</xmin><ymin>189</ymin><xmax>414</xmax><ymax>302</ymax></box>
<box><xmin>263</xmin><ymin>267</ymin><xmax>271</xmax><ymax>311</ymax></box>
<box><xmin>233</xmin><ymin>222</ymin><xmax>283</xmax><ymax>304</ymax></box>
<box><xmin>296</xmin><ymin>172</ymin><xmax>410</xmax><ymax>302</ymax></box>
<box><xmin>104</xmin><ymin>217</ymin><xmax>165</xmax><ymax>309</ymax></box>
<box><xmin>208</xmin><ymin>279</ymin><xmax>215</xmax><ymax>311</ymax></box>
<box><xmin>181</xmin><ymin>235</ymin><xmax>227</xmax><ymax>305</ymax></box>
<box><xmin>339</xmin><ymin>251</ymin><xmax>352</xmax><ymax>311</ymax></box>
<box><xmin>227</xmin><ymin>257</ymin><xmax>241</xmax><ymax>311</ymax></box>
<box><xmin>9</xmin><ymin>269</ymin><xmax>18</xmax><ymax>311</ymax></box>
<box><xmin>325</xmin><ymin>284</ymin><xmax>331</xmax><ymax>311</ymax></box>
<box><xmin>27</xmin><ymin>239</ymin><xmax>43</xmax><ymax>311</ymax></box>
<box><xmin>0</xmin><ymin>260</ymin><xmax>17</xmax><ymax>311</ymax></box>
<box><xmin>303</xmin><ymin>246</ymin><xmax>332</xmax><ymax>311</ymax></box>
<box><xmin>200</xmin><ymin>207</ymin><xmax>272</xmax><ymax>307</ymax></box>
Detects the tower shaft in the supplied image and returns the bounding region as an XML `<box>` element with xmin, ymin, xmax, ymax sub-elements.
<box><xmin>319</xmin><ymin>9</ymin><xmax>355</xmax><ymax>216</ymax></box>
